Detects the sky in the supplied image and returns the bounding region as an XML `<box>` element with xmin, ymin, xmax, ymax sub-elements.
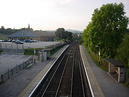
<box><xmin>0</xmin><ymin>0</ymin><xmax>128</xmax><ymax>31</ymax></box>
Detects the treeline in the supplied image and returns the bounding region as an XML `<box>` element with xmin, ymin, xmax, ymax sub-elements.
<box><xmin>0</xmin><ymin>26</ymin><xmax>19</xmax><ymax>35</ymax></box>
<box><xmin>83</xmin><ymin>3</ymin><xmax>129</xmax><ymax>67</ymax></box>
<box><xmin>55</xmin><ymin>28</ymin><xmax>73</xmax><ymax>42</ymax></box>
<box><xmin>0</xmin><ymin>26</ymin><xmax>33</xmax><ymax>35</ymax></box>
<box><xmin>55</xmin><ymin>28</ymin><xmax>82</xmax><ymax>43</ymax></box>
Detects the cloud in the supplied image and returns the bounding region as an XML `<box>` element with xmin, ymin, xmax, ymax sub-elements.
<box><xmin>57</xmin><ymin>0</ymin><xmax>73</xmax><ymax>5</ymax></box>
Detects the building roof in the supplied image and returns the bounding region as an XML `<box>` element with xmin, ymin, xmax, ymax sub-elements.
<box><xmin>34</xmin><ymin>31</ymin><xmax>55</xmax><ymax>37</ymax></box>
<box><xmin>9</xmin><ymin>30</ymin><xmax>38</xmax><ymax>38</ymax></box>
<box><xmin>105</xmin><ymin>59</ymin><xmax>124</xmax><ymax>67</ymax></box>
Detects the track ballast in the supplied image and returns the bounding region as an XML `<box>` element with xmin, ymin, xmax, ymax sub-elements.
<box><xmin>30</xmin><ymin>43</ymin><xmax>92</xmax><ymax>97</ymax></box>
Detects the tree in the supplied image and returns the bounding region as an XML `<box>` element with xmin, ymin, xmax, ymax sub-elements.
<box><xmin>116</xmin><ymin>34</ymin><xmax>129</xmax><ymax>67</ymax></box>
<box><xmin>55</xmin><ymin>28</ymin><xmax>73</xmax><ymax>42</ymax></box>
<box><xmin>83</xmin><ymin>3</ymin><xmax>128</xmax><ymax>58</ymax></box>
<box><xmin>65</xmin><ymin>31</ymin><xmax>73</xmax><ymax>41</ymax></box>
<box><xmin>55</xmin><ymin>28</ymin><xmax>65</xmax><ymax>40</ymax></box>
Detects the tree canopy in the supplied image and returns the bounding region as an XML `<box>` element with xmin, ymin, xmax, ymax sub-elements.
<box><xmin>116</xmin><ymin>34</ymin><xmax>129</xmax><ymax>67</ymax></box>
<box><xmin>55</xmin><ymin>28</ymin><xmax>73</xmax><ymax>42</ymax></box>
<box><xmin>83</xmin><ymin>3</ymin><xmax>128</xmax><ymax>58</ymax></box>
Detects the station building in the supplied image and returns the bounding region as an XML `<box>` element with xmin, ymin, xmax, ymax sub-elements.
<box><xmin>34</xmin><ymin>30</ymin><xmax>56</xmax><ymax>41</ymax></box>
<box><xmin>9</xmin><ymin>29</ymin><xmax>38</xmax><ymax>40</ymax></box>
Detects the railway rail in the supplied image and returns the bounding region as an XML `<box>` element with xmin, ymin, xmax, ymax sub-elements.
<box><xmin>30</xmin><ymin>43</ymin><xmax>92</xmax><ymax>97</ymax></box>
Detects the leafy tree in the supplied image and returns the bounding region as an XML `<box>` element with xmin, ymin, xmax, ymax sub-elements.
<box><xmin>65</xmin><ymin>31</ymin><xmax>73</xmax><ymax>41</ymax></box>
<box><xmin>83</xmin><ymin>22</ymin><xmax>93</xmax><ymax>48</ymax></box>
<box><xmin>116</xmin><ymin>34</ymin><xmax>129</xmax><ymax>67</ymax></box>
<box><xmin>55</xmin><ymin>28</ymin><xmax>65</xmax><ymax>40</ymax></box>
<box><xmin>55</xmin><ymin>28</ymin><xmax>73</xmax><ymax>42</ymax></box>
<box><xmin>0</xmin><ymin>26</ymin><xmax>18</xmax><ymax>35</ymax></box>
<box><xmin>83</xmin><ymin>3</ymin><xmax>128</xmax><ymax>58</ymax></box>
<box><xmin>0</xmin><ymin>26</ymin><xmax>33</xmax><ymax>35</ymax></box>
<box><xmin>73</xmin><ymin>33</ymin><xmax>82</xmax><ymax>43</ymax></box>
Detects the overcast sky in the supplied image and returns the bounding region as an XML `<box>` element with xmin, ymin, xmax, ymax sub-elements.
<box><xmin>0</xmin><ymin>0</ymin><xmax>128</xmax><ymax>30</ymax></box>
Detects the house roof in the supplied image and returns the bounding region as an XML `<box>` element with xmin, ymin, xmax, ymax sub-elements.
<box><xmin>9</xmin><ymin>30</ymin><xmax>38</xmax><ymax>38</ymax></box>
<box><xmin>105</xmin><ymin>59</ymin><xmax>124</xmax><ymax>67</ymax></box>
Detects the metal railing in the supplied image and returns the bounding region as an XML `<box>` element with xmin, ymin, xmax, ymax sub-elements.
<box><xmin>0</xmin><ymin>56</ymin><xmax>33</xmax><ymax>83</ymax></box>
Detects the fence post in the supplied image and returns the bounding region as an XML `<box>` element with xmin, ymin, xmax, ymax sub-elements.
<box><xmin>8</xmin><ymin>69</ymin><xmax>10</xmax><ymax>79</ymax></box>
<box><xmin>11</xmin><ymin>69</ymin><xmax>13</xmax><ymax>76</ymax></box>
<box><xmin>1</xmin><ymin>74</ymin><xmax>4</xmax><ymax>82</ymax></box>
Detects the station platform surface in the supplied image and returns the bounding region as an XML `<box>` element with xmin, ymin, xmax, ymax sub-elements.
<box><xmin>18</xmin><ymin>45</ymin><xmax>69</xmax><ymax>97</ymax></box>
<box><xmin>80</xmin><ymin>45</ymin><xmax>129</xmax><ymax>97</ymax></box>
<box><xmin>0</xmin><ymin>54</ymin><xmax>30</xmax><ymax>75</ymax></box>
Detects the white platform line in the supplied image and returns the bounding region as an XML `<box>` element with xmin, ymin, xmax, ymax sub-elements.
<box><xmin>79</xmin><ymin>46</ymin><xmax>95</xmax><ymax>97</ymax></box>
<box><xmin>28</xmin><ymin>45</ymin><xmax>69</xmax><ymax>97</ymax></box>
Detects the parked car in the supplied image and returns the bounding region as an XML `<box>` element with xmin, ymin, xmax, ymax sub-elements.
<box><xmin>3</xmin><ymin>40</ymin><xmax>9</xmax><ymax>42</ymax></box>
<box><xmin>24</xmin><ymin>39</ymin><xmax>38</xmax><ymax>43</ymax></box>
<box><xmin>0</xmin><ymin>40</ymin><xmax>4</xmax><ymax>42</ymax></box>
<box><xmin>31</xmin><ymin>40</ymin><xmax>38</xmax><ymax>42</ymax></box>
<box><xmin>24</xmin><ymin>39</ymin><xmax>33</xmax><ymax>43</ymax></box>
<box><xmin>14</xmin><ymin>40</ymin><xmax>24</xmax><ymax>44</ymax></box>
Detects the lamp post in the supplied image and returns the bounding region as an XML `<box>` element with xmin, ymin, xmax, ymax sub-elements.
<box><xmin>96</xmin><ymin>45</ymin><xmax>101</xmax><ymax>64</ymax></box>
<box><xmin>33</xmin><ymin>48</ymin><xmax>36</xmax><ymax>63</ymax></box>
<box><xmin>98</xmin><ymin>48</ymin><xmax>100</xmax><ymax>64</ymax></box>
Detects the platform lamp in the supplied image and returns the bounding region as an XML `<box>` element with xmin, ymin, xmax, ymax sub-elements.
<box><xmin>96</xmin><ymin>44</ymin><xmax>101</xmax><ymax>64</ymax></box>
<box><xmin>33</xmin><ymin>48</ymin><xmax>36</xmax><ymax>63</ymax></box>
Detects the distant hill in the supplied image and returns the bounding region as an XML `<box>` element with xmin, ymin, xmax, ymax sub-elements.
<box><xmin>66</xmin><ymin>29</ymin><xmax>82</xmax><ymax>33</ymax></box>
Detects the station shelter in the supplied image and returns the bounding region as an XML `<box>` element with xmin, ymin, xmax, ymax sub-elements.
<box><xmin>105</xmin><ymin>59</ymin><xmax>126</xmax><ymax>82</ymax></box>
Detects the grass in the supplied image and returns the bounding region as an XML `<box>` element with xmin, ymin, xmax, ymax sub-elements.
<box><xmin>24</xmin><ymin>48</ymin><xmax>42</xmax><ymax>55</ymax></box>
<box><xmin>0</xmin><ymin>49</ymin><xmax>3</xmax><ymax>54</ymax></box>
<box><xmin>88</xmin><ymin>48</ymin><xmax>108</xmax><ymax>72</ymax></box>
<box><xmin>49</xmin><ymin>45</ymin><xmax>64</xmax><ymax>56</ymax></box>
<box><xmin>0</xmin><ymin>33</ymin><xmax>8</xmax><ymax>40</ymax></box>
<box><xmin>124</xmin><ymin>69</ymin><xmax>129</xmax><ymax>87</ymax></box>
<box><xmin>24</xmin><ymin>45</ymin><xmax>64</xmax><ymax>56</ymax></box>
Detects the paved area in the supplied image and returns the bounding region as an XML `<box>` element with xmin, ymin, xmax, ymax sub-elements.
<box><xmin>18</xmin><ymin>45</ymin><xmax>69</xmax><ymax>97</ymax></box>
<box><xmin>0</xmin><ymin>61</ymin><xmax>49</xmax><ymax>97</ymax></box>
<box><xmin>0</xmin><ymin>41</ymin><xmax>60</xmax><ymax>49</ymax></box>
<box><xmin>80</xmin><ymin>45</ymin><xmax>129</xmax><ymax>97</ymax></box>
<box><xmin>0</xmin><ymin>54</ymin><xmax>30</xmax><ymax>75</ymax></box>
<box><xmin>0</xmin><ymin>45</ymin><xmax>68</xmax><ymax>97</ymax></box>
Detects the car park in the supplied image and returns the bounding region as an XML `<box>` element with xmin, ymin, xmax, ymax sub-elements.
<box><xmin>0</xmin><ymin>40</ymin><xmax>4</xmax><ymax>42</ymax></box>
<box><xmin>14</xmin><ymin>40</ymin><xmax>24</xmax><ymax>44</ymax></box>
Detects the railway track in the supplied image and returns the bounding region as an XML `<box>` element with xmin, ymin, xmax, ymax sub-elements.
<box><xmin>30</xmin><ymin>43</ymin><xmax>92</xmax><ymax>97</ymax></box>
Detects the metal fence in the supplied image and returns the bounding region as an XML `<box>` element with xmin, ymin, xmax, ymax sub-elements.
<box><xmin>0</xmin><ymin>56</ymin><xmax>34</xmax><ymax>83</ymax></box>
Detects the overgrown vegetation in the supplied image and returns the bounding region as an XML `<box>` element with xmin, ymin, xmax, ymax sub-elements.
<box><xmin>0</xmin><ymin>33</ymin><xmax>8</xmax><ymax>40</ymax></box>
<box><xmin>116</xmin><ymin>34</ymin><xmax>129</xmax><ymax>67</ymax></box>
<box><xmin>116</xmin><ymin>34</ymin><xmax>129</xmax><ymax>86</ymax></box>
<box><xmin>83</xmin><ymin>3</ymin><xmax>128</xmax><ymax>58</ymax></box>
<box><xmin>49</xmin><ymin>44</ymin><xmax>64</xmax><ymax>56</ymax></box>
<box><xmin>55</xmin><ymin>28</ymin><xmax>73</xmax><ymax>42</ymax></box>
<box><xmin>24</xmin><ymin>45</ymin><xmax>64</xmax><ymax>56</ymax></box>
<box><xmin>0</xmin><ymin>49</ymin><xmax>3</xmax><ymax>54</ymax></box>
<box><xmin>0</xmin><ymin>26</ymin><xmax>33</xmax><ymax>36</ymax></box>
<box><xmin>24</xmin><ymin>48</ymin><xmax>42</xmax><ymax>55</ymax></box>
<box><xmin>88</xmin><ymin>49</ymin><xmax>108</xmax><ymax>71</ymax></box>
<box><xmin>83</xmin><ymin>3</ymin><xmax>129</xmax><ymax>83</ymax></box>
<box><xmin>0</xmin><ymin>26</ymin><xmax>18</xmax><ymax>35</ymax></box>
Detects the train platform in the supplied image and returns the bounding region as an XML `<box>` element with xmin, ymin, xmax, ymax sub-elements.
<box><xmin>80</xmin><ymin>45</ymin><xmax>129</xmax><ymax>97</ymax></box>
<box><xmin>18</xmin><ymin>45</ymin><xmax>69</xmax><ymax>97</ymax></box>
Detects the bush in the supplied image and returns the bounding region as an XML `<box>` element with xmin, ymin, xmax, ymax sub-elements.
<box><xmin>0</xmin><ymin>49</ymin><xmax>3</xmax><ymax>54</ymax></box>
<box><xmin>116</xmin><ymin>34</ymin><xmax>129</xmax><ymax>67</ymax></box>
<box><xmin>83</xmin><ymin>3</ymin><xmax>128</xmax><ymax>58</ymax></box>
<box><xmin>24</xmin><ymin>48</ymin><xmax>42</xmax><ymax>55</ymax></box>
<box><xmin>88</xmin><ymin>49</ymin><xmax>108</xmax><ymax>71</ymax></box>
<box><xmin>50</xmin><ymin>45</ymin><xmax>64</xmax><ymax>56</ymax></box>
